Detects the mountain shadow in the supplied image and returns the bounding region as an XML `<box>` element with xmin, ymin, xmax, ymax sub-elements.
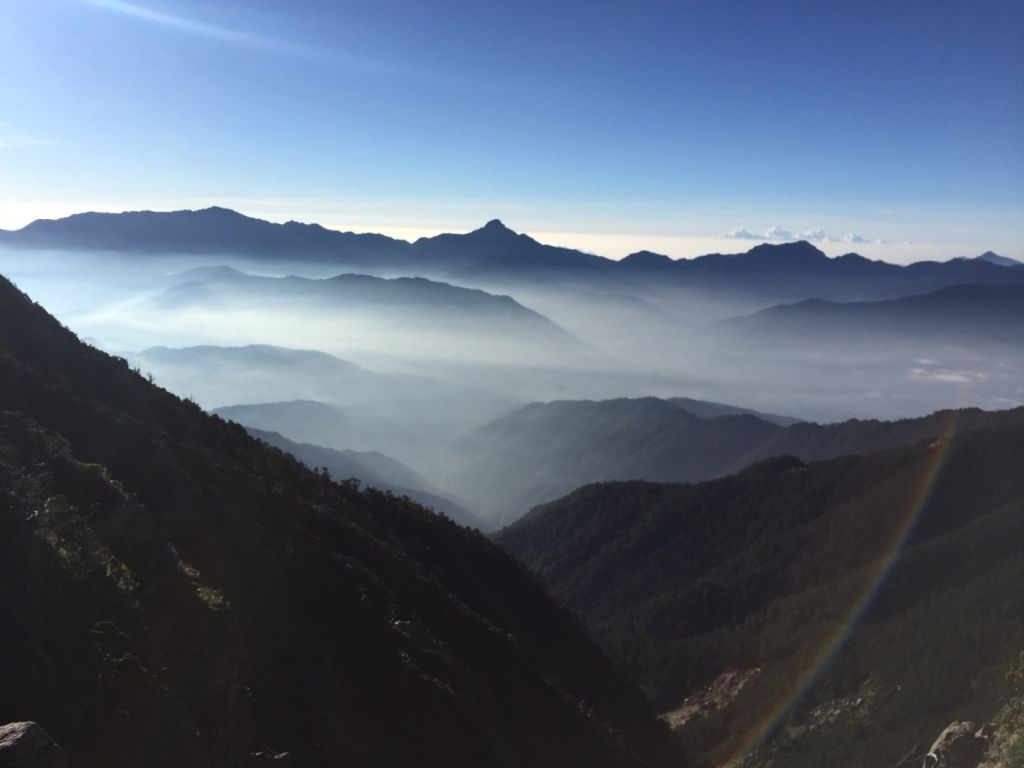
<box><xmin>0</xmin><ymin>274</ymin><xmax>681</xmax><ymax>767</ymax></box>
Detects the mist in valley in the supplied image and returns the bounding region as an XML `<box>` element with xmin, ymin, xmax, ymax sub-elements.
<box><xmin>2</xmin><ymin>236</ymin><xmax>1020</xmax><ymax>531</ymax></box>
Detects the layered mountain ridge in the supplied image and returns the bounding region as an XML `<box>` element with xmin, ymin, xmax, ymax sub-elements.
<box><xmin>4</xmin><ymin>208</ymin><xmax>1021</xmax><ymax>305</ymax></box>
<box><xmin>0</xmin><ymin>273</ymin><xmax>680</xmax><ymax>767</ymax></box>
<box><xmin>438</xmin><ymin>397</ymin><xmax>1024</xmax><ymax>527</ymax></box>
<box><xmin>497</xmin><ymin>416</ymin><xmax>1024</xmax><ymax>767</ymax></box>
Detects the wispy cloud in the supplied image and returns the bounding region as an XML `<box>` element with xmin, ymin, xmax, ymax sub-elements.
<box><xmin>723</xmin><ymin>227</ymin><xmax>765</xmax><ymax>240</ymax></box>
<box><xmin>907</xmin><ymin>366</ymin><xmax>988</xmax><ymax>384</ymax></box>
<box><xmin>77</xmin><ymin>0</ymin><xmax>402</xmax><ymax>74</ymax></box>
<box><xmin>764</xmin><ymin>225</ymin><xmax>794</xmax><ymax>239</ymax></box>
<box><xmin>799</xmin><ymin>228</ymin><xmax>827</xmax><ymax>241</ymax></box>
<box><xmin>720</xmin><ymin>224</ymin><xmax>882</xmax><ymax>245</ymax></box>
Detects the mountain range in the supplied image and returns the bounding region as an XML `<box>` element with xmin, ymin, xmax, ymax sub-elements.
<box><xmin>439</xmin><ymin>397</ymin><xmax>1024</xmax><ymax>528</ymax></box>
<box><xmin>154</xmin><ymin>267</ymin><xmax>571</xmax><ymax>335</ymax></box>
<box><xmin>0</xmin><ymin>272</ymin><xmax>681</xmax><ymax>767</ymax></box>
<box><xmin>4</xmin><ymin>208</ymin><xmax>1022</xmax><ymax>308</ymax></box>
<box><xmin>720</xmin><ymin>282</ymin><xmax>1024</xmax><ymax>346</ymax></box>
<box><xmin>497</xmin><ymin>413</ymin><xmax>1024</xmax><ymax>767</ymax></box>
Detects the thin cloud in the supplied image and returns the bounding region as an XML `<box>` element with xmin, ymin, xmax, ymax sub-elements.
<box><xmin>78</xmin><ymin>0</ymin><xmax>403</xmax><ymax>75</ymax></box>
<box><xmin>722</xmin><ymin>227</ymin><xmax>766</xmax><ymax>240</ymax></box>
<box><xmin>764</xmin><ymin>225</ymin><xmax>794</xmax><ymax>239</ymax></box>
<box><xmin>721</xmin><ymin>225</ymin><xmax>878</xmax><ymax>245</ymax></box>
<box><xmin>799</xmin><ymin>228</ymin><xmax>827</xmax><ymax>241</ymax></box>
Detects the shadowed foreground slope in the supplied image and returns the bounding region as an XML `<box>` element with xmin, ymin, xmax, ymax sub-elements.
<box><xmin>498</xmin><ymin>421</ymin><xmax>1024</xmax><ymax>767</ymax></box>
<box><xmin>0</xmin><ymin>275</ymin><xmax>680</xmax><ymax>768</ymax></box>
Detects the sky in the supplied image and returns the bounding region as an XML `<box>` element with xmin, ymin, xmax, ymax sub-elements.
<box><xmin>1</xmin><ymin>0</ymin><xmax>1022</xmax><ymax>262</ymax></box>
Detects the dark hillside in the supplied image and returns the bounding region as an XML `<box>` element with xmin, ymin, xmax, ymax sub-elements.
<box><xmin>733</xmin><ymin>405</ymin><xmax>1024</xmax><ymax>468</ymax></box>
<box><xmin>498</xmin><ymin>424</ymin><xmax>1024</xmax><ymax>767</ymax></box>
<box><xmin>0</xmin><ymin>275</ymin><xmax>680</xmax><ymax>768</ymax></box>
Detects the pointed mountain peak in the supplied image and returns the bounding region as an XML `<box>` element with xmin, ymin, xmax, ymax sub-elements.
<box><xmin>463</xmin><ymin>218</ymin><xmax>523</xmax><ymax>242</ymax></box>
<box><xmin>977</xmin><ymin>251</ymin><xmax>1021</xmax><ymax>267</ymax></box>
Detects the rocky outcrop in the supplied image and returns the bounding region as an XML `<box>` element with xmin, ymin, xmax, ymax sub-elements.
<box><xmin>922</xmin><ymin>721</ymin><xmax>993</xmax><ymax>768</ymax></box>
<box><xmin>0</xmin><ymin>723</ymin><xmax>68</xmax><ymax>768</ymax></box>
<box><xmin>660</xmin><ymin>668</ymin><xmax>761</xmax><ymax>729</ymax></box>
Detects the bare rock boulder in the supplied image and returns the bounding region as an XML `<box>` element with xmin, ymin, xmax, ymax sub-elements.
<box><xmin>0</xmin><ymin>723</ymin><xmax>68</xmax><ymax>768</ymax></box>
<box><xmin>922</xmin><ymin>721</ymin><xmax>992</xmax><ymax>768</ymax></box>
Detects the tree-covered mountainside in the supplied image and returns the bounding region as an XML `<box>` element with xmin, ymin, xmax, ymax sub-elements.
<box><xmin>0</xmin><ymin>274</ymin><xmax>681</xmax><ymax>768</ymax></box>
<box><xmin>439</xmin><ymin>396</ymin><xmax>1024</xmax><ymax>528</ymax></box>
<box><xmin>497</xmin><ymin>422</ymin><xmax>1024</xmax><ymax>767</ymax></box>
<box><xmin>440</xmin><ymin>397</ymin><xmax>785</xmax><ymax>528</ymax></box>
<box><xmin>731</xmin><ymin>405</ymin><xmax>1024</xmax><ymax>469</ymax></box>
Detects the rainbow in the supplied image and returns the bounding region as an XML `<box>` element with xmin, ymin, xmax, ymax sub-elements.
<box><xmin>719</xmin><ymin>408</ymin><xmax>964</xmax><ymax>767</ymax></box>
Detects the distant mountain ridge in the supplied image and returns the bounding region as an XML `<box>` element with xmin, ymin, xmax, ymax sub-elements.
<box><xmin>439</xmin><ymin>397</ymin><xmax>789</xmax><ymax>527</ymax></box>
<box><xmin>244</xmin><ymin>427</ymin><xmax>484</xmax><ymax>529</ymax></box>
<box><xmin>153</xmin><ymin>268</ymin><xmax>574</xmax><ymax>337</ymax></box>
<box><xmin>0</xmin><ymin>206</ymin><xmax>409</xmax><ymax>264</ymax></box>
<box><xmin>967</xmin><ymin>251</ymin><xmax>1021</xmax><ymax>268</ymax></box>
<box><xmin>3</xmin><ymin>208</ymin><xmax>1021</xmax><ymax>304</ymax></box>
<box><xmin>440</xmin><ymin>397</ymin><xmax>1024</xmax><ymax>527</ymax></box>
<box><xmin>720</xmin><ymin>281</ymin><xmax>1024</xmax><ymax>345</ymax></box>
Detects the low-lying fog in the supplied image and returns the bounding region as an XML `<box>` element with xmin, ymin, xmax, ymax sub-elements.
<box><xmin>3</xmin><ymin>245</ymin><xmax>1021</xmax><ymax>527</ymax></box>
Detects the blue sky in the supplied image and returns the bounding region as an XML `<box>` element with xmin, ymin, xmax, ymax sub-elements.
<box><xmin>1</xmin><ymin>0</ymin><xmax>1022</xmax><ymax>261</ymax></box>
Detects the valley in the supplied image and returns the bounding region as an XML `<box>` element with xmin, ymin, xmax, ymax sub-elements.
<box><xmin>0</xmin><ymin>210</ymin><xmax>1021</xmax><ymax>767</ymax></box>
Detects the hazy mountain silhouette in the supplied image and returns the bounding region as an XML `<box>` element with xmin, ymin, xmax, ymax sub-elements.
<box><xmin>214</xmin><ymin>400</ymin><xmax>446</xmax><ymax>476</ymax></box>
<box><xmin>128</xmin><ymin>343</ymin><xmax>512</xmax><ymax>415</ymax></box>
<box><xmin>969</xmin><ymin>251</ymin><xmax>1021</xmax><ymax>268</ymax></box>
<box><xmin>439</xmin><ymin>397</ymin><xmax>787</xmax><ymax>527</ymax></box>
<box><xmin>5</xmin><ymin>209</ymin><xmax>1021</xmax><ymax>307</ymax></box>
<box><xmin>128</xmin><ymin>345</ymin><xmax>516</xmax><ymax>474</ymax></box>
<box><xmin>730</xmin><ymin>405</ymin><xmax>1024</xmax><ymax>468</ymax></box>
<box><xmin>720</xmin><ymin>282</ymin><xmax>1024</xmax><ymax>345</ymax></box>
<box><xmin>497</xmin><ymin>411</ymin><xmax>1024</xmax><ymax>767</ymax></box>
<box><xmin>1</xmin><ymin>206</ymin><xmax>409</xmax><ymax>265</ymax></box>
<box><xmin>0</xmin><ymin>273</ymin><xmax>681</xmax><ymax>767</ymax></box>
<box><xmin>153</xmin><ymin>268</ymin><xmax>577</xmax><ymax>340</ymax></box>
<box><xmin>245</xmin><ymin>427</ymin><xmax>483</xmax><ymax>529</ymax></box>
<box><xmin>666</xmin><ymin>396</ymin><xmax>800</xmax><ymax>426</ymax></box>
<box><xmin>441</xmin><ymin>397</ymin><xmax>1024</xmax><ymax>528</ymax></box>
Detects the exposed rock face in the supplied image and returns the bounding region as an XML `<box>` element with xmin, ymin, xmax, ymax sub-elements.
<box><xmin>922</xmin><ymin>721</ymin><xmax>992</xmax><ymax>768</ymax></box>
<box><xmin>0</xmin><ymin>723</ymin><xmax>68</xmax><ymax>768</ymax></box>
<box><xmin>660</xmin><ymin>668</ymin><xmax>761</xmax><ymax>729</ymax></box>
